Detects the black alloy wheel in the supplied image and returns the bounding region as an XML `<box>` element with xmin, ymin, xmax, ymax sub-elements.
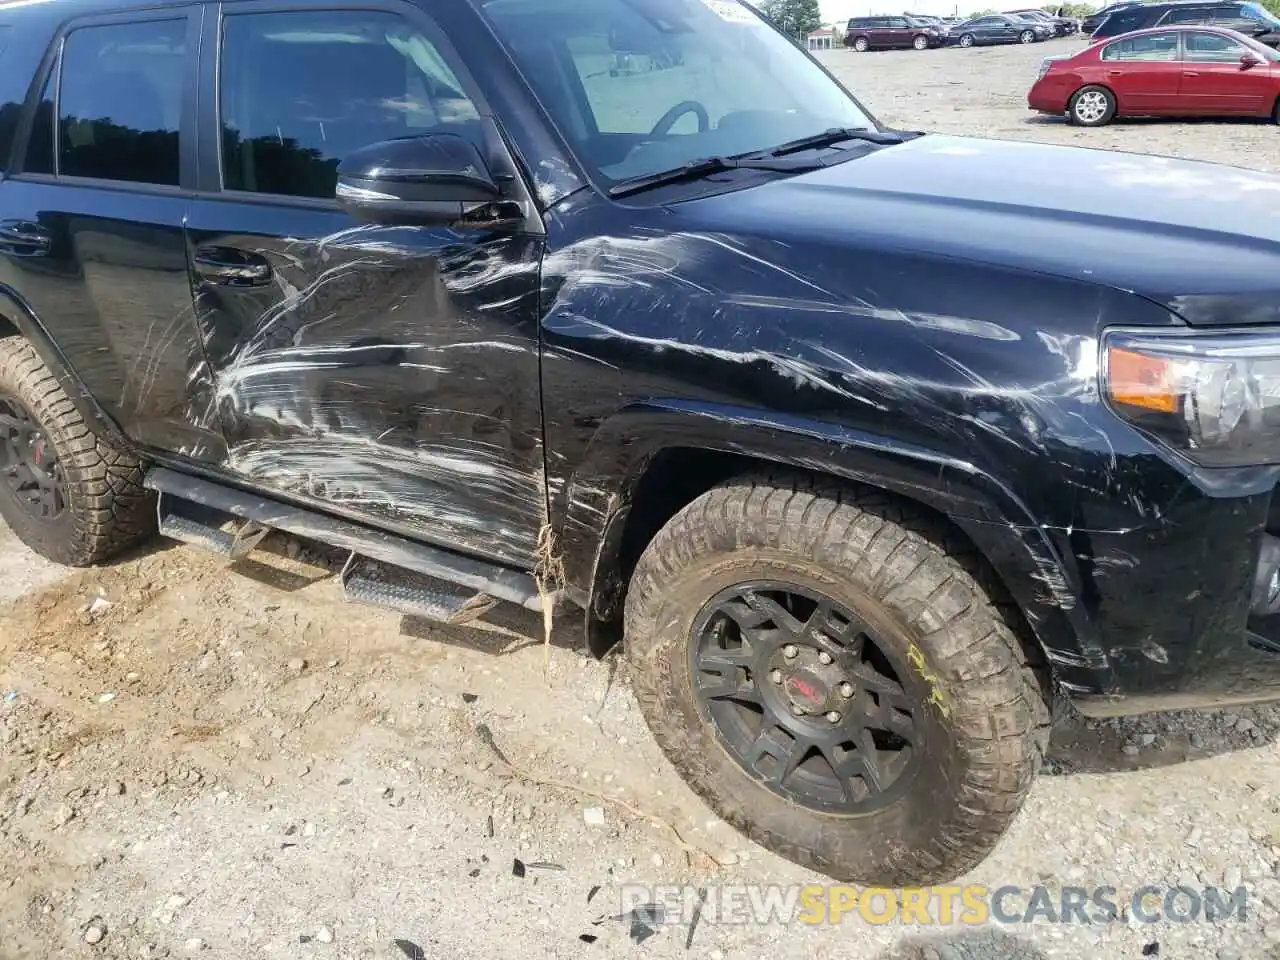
<box><xmin>691</xmin><ymin>581</ymin><xmax>920</xmax><ymax>814</ymax></box>
<box><xmin>0</xmin><ymin>393</ymin><xmax>66</xmax><ymax>521</ymax></box>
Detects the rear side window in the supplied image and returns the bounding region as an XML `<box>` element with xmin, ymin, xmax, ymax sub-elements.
<box><xmin>1162</xmin><ymin>6</ymin><xmax>1210</xmax><ymax>23</ymax></box>
<box><xmin>1106</xmin><ymin>9</ymin><xmax>1151</xmax><ymax>29</ymax></box>
<box><xmin>57</xmin><ymin>20</ymin><xmax>186</xmax><ymax>185</ymax></box>
<box><xmin>0</xmin><ymin>23</ymin><xmax>42</xmax><ymax>171</ymax></box>
<box><xmin>218</xmin><ymin>10</ymin><xmax>480</xmax><ymax>200</ymax></box>
<box><xmin>24</xmin><ymin>71</ymin><xmax>54</xmax><ymax>175</ymax></box>
<box><xmin>1184</xmin><ymin>28</ymin><xmax>1249</xmax><ymax>57</ymax></box>
<box><xmin>1101</xmin><ymin>31</ymin><xmax>1179</xmax><ymax>58</ymax></box>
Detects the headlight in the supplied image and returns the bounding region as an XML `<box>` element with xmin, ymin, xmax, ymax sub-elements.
<box><xmin>1036</xmin><ymin>59</ymin><xmax>1053</xmax><ymax>79</ymax></box>
<box><xmin>1103</xmin><ymin>328</ymin><xmax>1280</xmax><ymax>467</ymax></box>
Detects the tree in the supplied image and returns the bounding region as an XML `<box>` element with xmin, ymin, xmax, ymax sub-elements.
<box><xmin>761</xmin><ymin>0</ymin><xmax>823</xmax><ymax>39</ymax></box>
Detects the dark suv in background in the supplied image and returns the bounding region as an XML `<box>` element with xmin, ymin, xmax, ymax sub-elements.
<box><xmin>845</xmin><ymin>15</ymin><xmax>945</xmax><ymax>50</ymax></box>
<box><xmin>1081</xmin><ymin>0</ymin><xmax>1144</xmax><ymax>33</ymax></box>
<box><xmin>1093</xmin><ymin>0</ymin><xmax>1280</xmax><ymax>44</ymax></box>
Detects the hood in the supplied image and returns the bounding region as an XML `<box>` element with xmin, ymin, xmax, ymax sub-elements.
<box><xmin>678</xmin><ymin>134</ymin><xmax>1280</xmax><ymax>327</ymax></box>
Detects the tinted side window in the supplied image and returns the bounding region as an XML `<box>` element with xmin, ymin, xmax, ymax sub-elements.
<box><xmin>1107</xmin><ymin>9</ymin><xmax>1151</xmax><ymax>28</ymax></box>
<box><xmin>24</xmin><ymin>70</ymin><xmax>54</xmax><ymax>175</ymax></box>
<box><xmin>1162</xmin><ymin>6</ymin><xmax>1209</xmax><ymax>22</ymax></box>
<box><xmin>1210</xmin><ymin>4</ymin><xmax>1244</xmax><ymax>17</ymax></box>
<box><xmin>886</xmin><ymin>18</ymin><xmax>908</xmax><ymax>27</ymax></box>
<box><xmin>58</xmin><ymin>20</ymin><xmax>185</xmax><ymax>185</ymax></box>
<box><xmin>219</xmin><ymin>10</ymin><xmax>479</xmax><ymax>200</ymax></box>
<box><xmin>1184</xmin><ymin>28</ymin><xmax>1248</xmax><ymax>56</ymax></box>
<box><xmin>1101</xmin><ymin>31</ymin><xmax>1179</xmax><ymax>58</ymax></box>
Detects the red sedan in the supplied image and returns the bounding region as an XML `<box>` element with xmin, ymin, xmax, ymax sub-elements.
<box><xmin>1028</xmin><ymin>25</ymin><xmax>1280</xmax><ymax>125</ymax></box>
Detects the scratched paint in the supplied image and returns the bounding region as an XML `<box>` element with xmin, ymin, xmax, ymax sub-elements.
<box><xmin>185</xmin><ymin>202</ymin><xmax>548</xmax><ymax>567</ymax></box>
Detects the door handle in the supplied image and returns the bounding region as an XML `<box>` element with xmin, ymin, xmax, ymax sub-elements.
<box><xmin>0</xmin><ymin>220</ymin><xmax>51</xmax><ymax>256</ymax></box>
<box><xmin>1183</xmin><ymin>71</ymin><xmax>1200</xmax><ymax>77</ymax></box>
<box><xmin>1107</xmin><ymin>69</ymin><xmax>1122</xmax><ymax>75</ymax></box>
<box><xmin>193</xmin><ymin>245</ymin><xmax>272</xmax><ymax>287</ymax></box>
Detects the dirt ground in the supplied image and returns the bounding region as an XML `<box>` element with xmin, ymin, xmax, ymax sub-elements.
<box><xmin>5</xmin><ymin>38</ymin><xmax>1280</xmax><ymax>960</ymax></box>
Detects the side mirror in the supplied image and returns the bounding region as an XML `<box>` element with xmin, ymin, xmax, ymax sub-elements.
<box><xmin>1241</xmin><ymin>53</ymin><xmax>1262</xmax><ymax>68</ymax></box>
<box><xmin>335</xmin><ymin>133</ymin><xmax>515</xmax><ymax>227</ymax></box>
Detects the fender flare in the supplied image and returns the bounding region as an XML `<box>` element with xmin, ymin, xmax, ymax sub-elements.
<box><xmin>562</xmin><ymin>398</ymin><xmax>1113</xmax><ymax>695</ymax></box>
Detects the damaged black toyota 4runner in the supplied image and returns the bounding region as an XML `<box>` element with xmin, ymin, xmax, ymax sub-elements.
<box><xmin>4</xmin><ymin>0</ymin><xmax>1280</xmax><ymax>887</ymax></box>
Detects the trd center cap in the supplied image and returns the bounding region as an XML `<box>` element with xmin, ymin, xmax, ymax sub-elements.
<box><xmin>783</xmin><ymin>672</ymin><xmax>829</xmax><ymax>713</ymax></box>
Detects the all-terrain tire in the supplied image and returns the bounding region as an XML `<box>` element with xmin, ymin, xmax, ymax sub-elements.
<box><xmin>625</xmin><ymin>473</ymin><xmax>1051</xmax><ymax>885</ymax></box>
<box><xmin>0</xmin><ymin>335</ymin><xmax>155</xmax><ymax>565</ymax></box>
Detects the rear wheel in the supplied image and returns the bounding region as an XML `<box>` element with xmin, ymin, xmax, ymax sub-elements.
<box><xmin>912</xmin><ymin>34</ymin><xmax>929</xmax><ymax>50</ymax></box>
<box><xmin>625</xmin><ymin>474</ymin><xmax>1051</xmax><ymax>885</ymax></box>
<box><xmin>1068</xmin><ymin>84</ymin><xmax>1116</xmax><ymax>126</ymax></box>
<box><xmin>0</xmin><ymin>335</ymin><xmax>154</xmax><ymax>566</ymax></box>
<box><xmin>1272</xmin><ymin>96</ymin><xmax>1280</xmax><ymax>124</ymax></box>
<box><xmin>852</xmin><ymin>36</ymin><xmax>869</xmax><ymax>52</ymax></box>
<box><xmin>959</xmin><ymin>32</ymin><xmax>975</xmax><ymax>47</ymax></box>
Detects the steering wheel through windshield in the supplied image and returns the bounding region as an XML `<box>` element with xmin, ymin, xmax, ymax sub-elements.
<box><xmin>649</xmin><ymin>100</ymin><xmax>710</xmax><ymax>137</ymax></box>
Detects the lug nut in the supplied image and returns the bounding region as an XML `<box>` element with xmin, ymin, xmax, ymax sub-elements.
<box><xmin>826</xmin><ymin>711</ymin><xmax>841</xmax><ymax>723</ymax></box>
<box><xmin>791</xmin><ymin>704</ymin><xmax>805</xmax><ymax>716</ymax></box>
<box><xmin>783</xmin><ymin>644</ymin><xmax>799</xmax><ymax>659</ymax></box>
<box><xmin>769</xmin><ymin>669</ymin><xmax>783</xmax><ymax>684</ymax></box>
<box><xmin>818</xmin><ymin>651</ymin><xmax>833</xmax><ymax>665</ymax></box>
<box><xmin>839</xmin><ymin>682</ymin><xmax>855</xmax><ymax>698</ymax></box>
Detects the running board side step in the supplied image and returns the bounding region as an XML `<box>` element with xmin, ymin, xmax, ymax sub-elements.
<box><xmin>144</xmin><ymin>466</ymin><xmax>544</xmax><ymax>615</ymax></box>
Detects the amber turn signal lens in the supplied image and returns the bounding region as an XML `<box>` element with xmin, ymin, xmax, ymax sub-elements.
<box><xmin>1107</xmin><ymin>347</ymin><xmax>1180</xmax><ymax>414</ymax></box>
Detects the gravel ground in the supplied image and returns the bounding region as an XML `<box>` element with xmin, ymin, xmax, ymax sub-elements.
<box><xmin>5</xmin><ymin>39</ymin><xmax>1280</xmax><ymax>960</ymax></box>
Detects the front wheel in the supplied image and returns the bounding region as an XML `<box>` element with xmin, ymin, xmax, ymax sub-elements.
<box><xmin>625</xmin><ymin>475</ymin><xmax>1051</xmax><ymax>885</ymax></box>
<box><xmin>1068</xmin><ymin>84</ymin><xmax>1116</xmax><ymax>126</ymax></box>
<box><xmin>959</xmin><ymin>32</ymin><xmax>975</xmax><ymax>47</ymax></box>
<box><xmin>912</xmin><ymin>34</ymin><xmax>929</xmax><ymax>50</ymax></box>
<box><xmin>1019</xmin><ymin>29</ymin><xmax>1036</xmax><ymax>43</ymax></box>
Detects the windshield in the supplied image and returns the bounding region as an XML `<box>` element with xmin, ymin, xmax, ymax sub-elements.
<box><xmin>480</xmin><ymin>0</ymin><xmax>875</xmax><ymax>186</ymax></box>
<box><xmin>1244</xmin><ymin>2</ymin><xmax>1280</xmax><ymax>27</ymax></box>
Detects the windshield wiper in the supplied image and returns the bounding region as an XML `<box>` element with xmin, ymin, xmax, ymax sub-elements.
<box><xmin>754</xmin><ymin>127</ymin><xmax>914</xmax><ymax>158</ymax></box>
<box><xmin>607</xmin><ymin>155</ymin><xmax>822</xmax><ymax>198</ymax></box>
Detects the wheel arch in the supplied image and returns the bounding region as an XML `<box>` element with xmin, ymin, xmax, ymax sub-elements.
<box><xmin>1070</xmin><ymin>82</ymin><xmax>1118</xmax><ymax>115</ymax></box>
<box><xmin>0</xmin><ymin>281</ymin><xmax>132</xmax><ymax>449</ymax></box>
<box><xmin>562</xmin><ymin>398</ymin><xmax>1112</xmax><ymax>698</ymax></box>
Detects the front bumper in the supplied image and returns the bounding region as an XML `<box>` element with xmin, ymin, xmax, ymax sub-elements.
<box><xmin>988</xmin><ymin>459</ymin><xmax>1280</xmax><ymax>718</ymax></box>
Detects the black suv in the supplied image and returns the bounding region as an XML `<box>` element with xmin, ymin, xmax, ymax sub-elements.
<box><xmin>1093</xmin><ymin>0</ymin><xmax>1280</xmax><ymax>43</ymax></box>
<box><xmin>1081</xmin><ymin>0</ymin><xmax>1144</xmax><ymax>33</ymax></box>
<box><xmin>845</xmin><ymin>15</ymin><xmax>945</xmax><ymax>50</ymax></box>
<box><xmin>6</xmin><ymin>0</ymin><xmax>1280</xmax><ymax>890</ymax></box>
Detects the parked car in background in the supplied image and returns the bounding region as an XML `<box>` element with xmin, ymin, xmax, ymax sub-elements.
<box><xmin>1081</xmin><ymin>0</ymin><xmax>1145</xmax><ymax>33</ymax></box>
<box><xmin>845</xmin><ymin>14</ymin><xmax>946</xmax><ymax>50</ymax></box>
<box><xmin>1005</xmin><ymin>8</ymin><xmax>1077</xmax><ymax>34</ymax></box>
<box><xmin>1029</xmin><ymin>25</ymin><xmax>1280</xmax><ymax>124</ymax></box>
<box><xmin>1092</xmin><ymin>0</ymin><xmax>1280</xmax><ymax>46</ymax></box>
<box><xmin>952</xmin><ymin>13</ymin><xmax>1050</xmax><ymax>45</ymax></box>
<box><xmin>1006</xmin><ymin>10</ymin><xmax>1067</xmax><ymax>36</ymax></box>
<box><xmin>906</xmin><ymin>12</ymin><xmax>952</xmax><ymax>34</ymax></box>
